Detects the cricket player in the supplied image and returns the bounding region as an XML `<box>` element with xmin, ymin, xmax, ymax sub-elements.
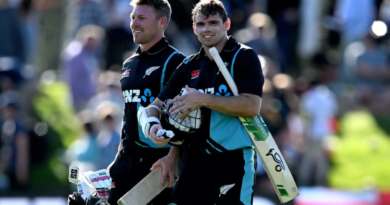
<box><xmin>107</xmin><ymin>0</ymin><xmax>186</xmax><ymax>204</ymax></box>
<box><xmin>142</xmin><ymin>0</ymin><xmax>264</xmax><ymax>204</ymax></box>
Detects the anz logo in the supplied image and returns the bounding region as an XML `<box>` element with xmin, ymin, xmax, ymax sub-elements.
<box><xmin>197</xmin><ymin>85</ymin><xmax>231</xmax><ymax>96</ymax></box>
<box><xmin>123</xmin><ymin>88</ymin><xmax>155</xmax><ymax>103</ymax></box>
<box><xmin>123</xmin><ymin>89</ymin><xmax>140</xmax><ymax>103</ymax></box>
<box><xmin>216</xmin><ymin>85</ymin><xmax>231</xmax><ymax>97</ymax></box>
<box><xmin>198</xmin><ymin>87</ymin><xmax>214</xmax><ymax>94</ymax></box>
<box><xmin>141</xmin><ymin>88</ymin><xmax>155</xmax><ymax>103</ymax></box>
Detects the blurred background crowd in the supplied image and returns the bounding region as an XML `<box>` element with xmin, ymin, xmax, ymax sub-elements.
<box><xmin>1</xmin><ymin>0</ymin><xmax>390</xmax><ymax>204</ymax></box>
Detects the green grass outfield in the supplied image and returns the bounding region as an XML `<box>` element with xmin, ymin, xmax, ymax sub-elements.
<box><xmin>329</xmin><ymin>110</ymin><xmax>390</xmax><ymax>191</ymax></box>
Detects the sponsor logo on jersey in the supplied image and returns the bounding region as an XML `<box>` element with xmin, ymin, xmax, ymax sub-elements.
<box><xmin>141</xmin><ymin>88</ymin><xmax>155</xmax><ymax>103</ymax></box>
<box><xmin>123</xmin><ymin>89</ymin><xmax>141</xmax><ymax>103</ymax></box>
<box><xmin>266</xmin><ymin>148</ymin><xmax>285</xmax><ymax>172</ymax></box>
<box><xmin>197</xmin><ymin>85</ymin><xmax>230</xmax><ymax>96</ymax></box>
<box><xmin>219</xmin><ymin>183</ymin><xmax>235</xmax><ymax>197</ymax></box>
<box><xmin>191</xmin><ymin>69</ymin><xmax>200</xmax><ymax>79</ymax></box>
<box><xmin>122</xmin><ymin>69</ymin><xmax>131</xmax><ymax>79</ymax></box>
<box><xmin>198</xmin><ymin>87</ymin><xmax>214</xmax><ymax>94</ymax></box>
<box><xmin>216</xmin><ymin>84</ymin><xmax>231</xmax><ymax>96</ymax></box>
<box><xmin>123</xmin><ymin>89</ymin><xmax>156</xmax><ymax>103</ymax></box>
<box><xmin>144</xmin><ymin>66</ymin><xmax>160</xmax><ymax>78</ymax></box>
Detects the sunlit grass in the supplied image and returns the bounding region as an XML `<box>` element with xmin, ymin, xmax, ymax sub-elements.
<box><xmin>329</xmin><ymin>111</ymin><xmax>390</xmax><ymax>190</ymax></box>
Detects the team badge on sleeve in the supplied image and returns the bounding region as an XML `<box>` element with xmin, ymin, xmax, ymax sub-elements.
<box><xmin>122</xmin><ymin>69</ymin><xmax>131</xmax><ymax>79</ymax></box>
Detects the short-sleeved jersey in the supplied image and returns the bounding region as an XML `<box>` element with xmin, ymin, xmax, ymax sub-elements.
<box><xmin>158</xmin><ymin>37</ymin><xmax>264</xmax><ymax>154</ymax></box>
<box><xmin>120</xmin><ymin>38</ymin><xmax>186</xmax><ymax>153</ymax></box>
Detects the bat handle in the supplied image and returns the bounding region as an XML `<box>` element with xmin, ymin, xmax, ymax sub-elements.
<box><xmin>209</xmin><ymin>47</ymin><xmax>239</xmax><ymax>96</ymax></box>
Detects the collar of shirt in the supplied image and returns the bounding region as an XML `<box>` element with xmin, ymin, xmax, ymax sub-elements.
<box><xmin>135</xmin><ymin>37</ymin><xmax>169</xmax><ymax>58</ymax></box>
<box><xmin>197</xmin><ymin>36</ymin><xmax>239</xmax><ymax>61</ymax></box>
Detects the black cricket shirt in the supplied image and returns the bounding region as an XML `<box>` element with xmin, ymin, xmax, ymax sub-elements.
<box><xmin>158</xmin><ymin>37</ymin><xmax>264</xmax><ymax>154</ymax></box>
<box><xmin>120</xmin><ymin>37</ymin><xmax>186</xmax><ymax>153</ymax></box>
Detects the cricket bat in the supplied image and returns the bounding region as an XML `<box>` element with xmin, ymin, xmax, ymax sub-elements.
<box><xmin>117</xmin><ymin>167</ymin><xmax>168</xmax><ymax>205</ymax></box>
<box><xmin>209</xmin><ymin>47</ymin><xmax>299</xmax><ymax>203</ymax></box>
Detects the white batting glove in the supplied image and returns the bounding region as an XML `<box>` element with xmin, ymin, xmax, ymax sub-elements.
<box><xmin>86</xmin><ymin>169</ymin><xmax>111</xmax><ymax>198</ymax></box>
<box><xmin>78</xmin><ymin>171</ymin><xmax>95</xmax><ymax>200</ymax></box>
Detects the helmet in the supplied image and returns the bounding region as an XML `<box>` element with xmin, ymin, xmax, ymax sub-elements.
<box><xmin>162</xmin><ymin>98</ymin><xmax>201</xmax><ymax>133</ymax></box>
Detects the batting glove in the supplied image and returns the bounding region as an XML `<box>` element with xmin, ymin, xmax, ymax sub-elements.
<box><xmin>86</xmin><ymin>169</ymin><xmax>111</xmax><ymax>199</ymax></box>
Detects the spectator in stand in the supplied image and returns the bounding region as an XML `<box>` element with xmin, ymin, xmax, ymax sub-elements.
<box><xmin>65</xmin><ymin>110</ymin><xmax>99</xmax><ymax>171</ymax></box>
<box><xmin>64</xmin><ymin>0</ymin><xmax>107</xmax><ymax>41</ymax></box>
<box><xmin>298</xmin><ymin>53</ymin><xmax>338</xmax><ymax>186</ymax></box>
<box><xmin>335</xmin><ymin>0</ymin><xmax>375</xmax><ymax>45</ymax></box>
<box><xmin>335</xmin><ymin>0</ymin><xmax>375</xmax><ymax>83</ymax></box>
<box><xmin>62</xmin><ymin>25</ymin><xmax>105</xmax><ymax>112</ymax></box>
<box><xmin>380</xmin><ymin>0</ymin><xmax>390</xmax><ymax>28</ymax></box>
<box><xmin>104</xmin><ymin>0</ymin><xmax>135</xmax><ymax>70</ymax></box>
<box><xmin>0</xmin><ymin>93</ymin><xmax>29</xmax><ymax>190</ymax></box>
<box><xmin>355</xmin><ymin>33</ymin><xmax>390</xmax><ymax>112</ymax></box>
<box><xmin>94</xmin><ymin>101</ymin><xmax>120</xmax><ymax>170</ymax></box>
<box><xmin>86</xmin><ymin>71</ymin><xmax>123</xmax><ymax>110</ymax></box>
<box><xmin>0</xmin><ymin>0</ymin><xmax>25</xmax><ymax>62</ymax></box>
<box><xmin>297</xmin><ymin>0</ymin><xmax>323</xmax><ymax>60</ymax></box>
<box><xmin>0</xmin><ymin>0</ymin><xmax>26</xmax><ymax>84</ymax></box>
<box><xmin>234</xmin><ymin>13</ymin><xmax>283</xmax><ymax>68</ymax></box>
<box><xmin>18</xmin><ymin>0</ymin><xmax>38</xmax><ymax>64</ymax></box>
<box><xmin>266</xmin><ymin>0</ymin><xmax>300</xmax><ymax>73</ymax></box>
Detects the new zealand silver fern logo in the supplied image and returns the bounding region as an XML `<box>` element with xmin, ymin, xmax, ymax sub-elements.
<box><xmin>219</xmin><ymin>184</ymin><xmax>235</xmax><ymax>197</ymax></box>
<box><xmin>266</xmin><ymin>148</ymin><xmax>285</xmax><ymax>172</ymax></box>
<box><xmin>144</xmin><ymin>66</ymin><xmax>160</xmax><ymax>78</ymax></box>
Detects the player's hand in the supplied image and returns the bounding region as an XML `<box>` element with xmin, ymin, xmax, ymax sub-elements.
<box><xmin>150</xmin><ymin>124</ymin><xmax>170</xmax><ymax>146</ymax></box>
<box><xmin>86</xmin><ymin>169</ymin><xmax>111</xmax><ymax>198</ymax></box>
<box><xmin>169</xmin><ymin>85</ymin><xmax>203</xmax><ymax>119</ymax></box>
<box><xmin>151</xmin><ymin>152</ymin><xmax>179</xmax><ymax>189</ymax></box>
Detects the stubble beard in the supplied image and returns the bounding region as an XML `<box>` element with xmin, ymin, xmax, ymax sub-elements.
<box><xmin>134</xmin><ymin>35</ymin><xmax>147</xmax><ymax>45</ymax></box>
